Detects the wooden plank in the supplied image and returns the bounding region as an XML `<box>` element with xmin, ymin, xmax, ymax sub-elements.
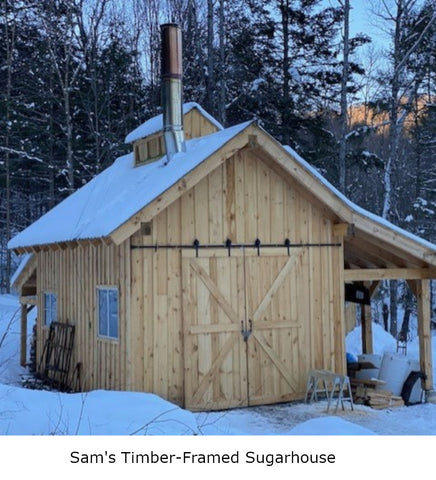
<box><xmin>130</xmin><ymin>244</ymin><xmax>143</xmax><ymax>391</ymax></box>
<box><xmin>352</xmin><ymin>213</ymin><xmax>436</xmax><ymax>265</ymax></box>
<box><xmin>344</xmin><ymin>268</ymin><xmax>436</xmax><ymax>282</ymax></box>
<box><xmin>143</xmin><ymin>249</ymin><xmax>153</xmax><ymax>393</ymax></box>
<box><xmin>243</xmin><ymin>151</ymin><xmax>258</xmax><ymax>241</ymax></box>
<box><xmin>20</xmin><ymin>303</ymin><xmax>27</xmax><ymax>367</ymax></box>
<box><xmin>167</xmin><ymin>211</ymin><xmax>182</xmax><ymax>403</ymax></box>
<box><xmin>361</xmin><ymin>303</ymin><xmax>373</xmax><ymax>354</ymax></box>
<box><xmin>333</xmin><ymin>223</ymin><xmax>351</xmax><ymax>237</ymax></box>
<box><xmin>224</xmin><ymin>157</ymin><xmax>236</xmax><ymax>241</ymax></box>
<box><xmin>121</xmin><ymin>241</ymin><xmax>130</xmax><ymax>390</ymax></box>
<box><xmin>251</xmin><ymin>331</ymin><xmax>298</xmax><ymax>392</ymax></box>
<box><xmin>20</xmin><ymin>295</ymin><xmax>37</xmax><ymax>305</ymax></box>
<box><xmin>252</xmin><ymin>252</ymin><xmax>301</xmax><ymax>323</ymax></box>
<box><xmin>208</xmin><ymin>165</ymin><xmax>223</xmax><ymax>244</ymax></box>
<box><xmin>257</xmin><ymin>159</ymin><xmax>271</xmax><ymax>243</ymax></box>
<box><xmin>191</xmin><ymin>333</ymin><xmax>239</xmax><ymax>406</ymax></box>
<box><xmin>194</xmin><ymin>175</ymin><xmax>209</xmax><ymax>243</ymax></box>
<box><xmin>270</xmin><ymin>168</ymin><xmax>284</xmax><ymax>242</ymax></box>
<box><xmin>189</xmin><ymin>261</ymin><xmax>239</xmax><ymax>325</ymax></box>
<box><xmin>234</xmin><ymin>152</ymin><xmax>245</xmax><ymax>242</ymax></box>
<box><xmin>182</xmin><ymin>256</ymin><xmax>195</xmax><ymax>408</ymax></box>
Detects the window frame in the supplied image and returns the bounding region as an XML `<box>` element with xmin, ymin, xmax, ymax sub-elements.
<box><xmin>97</xmin><ymin>286</ymin><xmax>119</xmax><ymax>341</ymax></box>
<box><xmin>43</xmin><ymin>291</ymin><xmax>57</xmax><ymax>327</ymax></box>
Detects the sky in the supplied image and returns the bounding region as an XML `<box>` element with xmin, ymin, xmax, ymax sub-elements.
<box><xmin>325</xmin><ymin>0</ymin><xmax>391</xmax><ymax>49</ymax></box>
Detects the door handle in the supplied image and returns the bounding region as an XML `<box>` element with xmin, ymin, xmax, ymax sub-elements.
<box><xmin>241</xmin><ymin>319</ymin><xmax>253</xmax><ymax>342</ymax></box>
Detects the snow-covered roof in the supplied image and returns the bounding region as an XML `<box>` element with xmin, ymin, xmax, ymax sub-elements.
<box><xmin>124</xmin><ymin>102</ymin><xmax>224</xmax><ymax>144</ymax></box>
<box><xmin>10</xmin><ymin>253</ymin><xmax>34</xmax><ymax>289</ymax></box>
<box><xmin>8</xmin><ymin>121</ymin><xmax>252</xmax><ymax>250</ymax></box>
<box><xmin>8</xmin><ymin>108</ymin><xmax>436</xmax><ymax>263</ymax></box>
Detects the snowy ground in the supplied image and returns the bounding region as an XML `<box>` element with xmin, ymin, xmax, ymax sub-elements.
<box><xmin>1</xmin><ymin>294</ymin><xmax>436</xmax><ymax>436</ymax></box>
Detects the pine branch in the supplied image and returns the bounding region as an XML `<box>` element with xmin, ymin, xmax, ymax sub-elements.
<box><xmin>0</xmin><ymin>146</ymin><xmax>43</xmax><ymax>163</ymax></box>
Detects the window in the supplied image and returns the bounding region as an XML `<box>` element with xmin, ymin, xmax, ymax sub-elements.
<box><xmin>97</xmin><ymin>287</ymin><xmax>119</xmax><ymax>340</ymax></box>
<box><xmin>43</xmin><ymin>292</ymin><xmax>57</xmax><ymax>326</ymax></box>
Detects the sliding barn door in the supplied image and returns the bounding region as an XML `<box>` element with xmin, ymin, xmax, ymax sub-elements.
<box><xmin>182</xmin><ymin>250</ymin><xmax>248</xmax><ymax>411</ymax></box>
<box><xmin>182</xmin><ymin>248</ymin><xmax>310</xmax><ymax>411</ymax></box>
<box><xmin>244</xmin><ymin>248</ymin><xmax>309</xmax><ymax>406</ymax></box>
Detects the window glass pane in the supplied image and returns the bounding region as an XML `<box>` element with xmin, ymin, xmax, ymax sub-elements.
<box><xmin>98</xmin><ymin>289</ymin><xmax>108</xmax><ymax>337</ymax></box>
<box><xmin>108</xmin><ymin>290</ymin><xmax>118</xmax><ymax>339</ymax></box>
<box><xmin>44</xmin><ymin>293</ymin><xmax>49</xmax><ymax>325</ymax></box>
<box><xmin>97</xmin><ymin>288</ymin><xmax>118</xmax><ymax>339</ymax></box>
<box><xmin>44</xmin><ymin>293</ymin><xmax>56</xmax><ymax>325</ymax></box>
<box><xmin>51</xmin><ymin>295</ymin><xmax>57</xmax><ymax>323</ymax></box>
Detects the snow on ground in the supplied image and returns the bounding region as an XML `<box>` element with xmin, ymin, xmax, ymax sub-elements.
<box><xmin>1</xmin><ymin>294</ymin><xmax>436</xmax><ymax>436</ymax></box>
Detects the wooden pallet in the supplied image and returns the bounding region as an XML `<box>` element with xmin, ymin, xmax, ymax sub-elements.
<box><xmin>38</xmin><ymin>321</ymin><xmax>75</xmax><ymax>392</ymax></box>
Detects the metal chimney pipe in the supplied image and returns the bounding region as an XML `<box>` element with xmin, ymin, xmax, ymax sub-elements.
<box><xmin>161</xmin><ymin>23</ymin><xmax>186</xmax><ymax>162</ymax></box>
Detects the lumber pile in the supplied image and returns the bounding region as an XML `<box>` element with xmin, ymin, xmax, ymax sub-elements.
<box><xmin>351</xmin><ymin>379</ymin><xmax>405</xmax><ymax>410</ymax></box>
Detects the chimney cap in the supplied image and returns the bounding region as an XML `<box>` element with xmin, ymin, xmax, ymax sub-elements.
<box><xmin>161</xmin><ymin>23</ymin><xmax>182</xmax><ymax>80</ymax></box>
<box><xmin>160</xmin><ymin>22</ymin><xmax>181</xmax><ymax>29</ymax></box>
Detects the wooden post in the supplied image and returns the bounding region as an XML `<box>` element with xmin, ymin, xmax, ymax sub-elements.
<box><xmin>360</xmin><ymin>282</ymin><xmax>379</xmax><ymax>354</ymax></box>
<box><xmin>20</xmin><ymin>303</ymin><xmax>27</xmax><ymax>367</ymax></box>
<box><xmin>415</xmin><ymin>279</ymin><xmax>433</xmax><ymax>391</ymax></box>
<box><xmin>360</xmin><ymin>304</ymin><xmax>373</xmax><ymax>354</ymax></box>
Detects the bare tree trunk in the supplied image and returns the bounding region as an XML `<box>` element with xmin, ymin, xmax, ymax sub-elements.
<box><xmin>338</xmin><ymin>0</ymin><xmax>350</xmax><ymax>193</ymax></box>
<box><xmin>48</xmin><ymin>72</ymin><xmax>56</xmax><ymax>209</ymax></box>
<box><xmin>206</xmin><ymin>0</ymin><xmax>215</xmax><ymax>114</ymax></box>
<box><xmin>280</xmin><ymin>0</ymin><xmax>290</xmax><ymax>145</ymax></box>
<box><xmin>381</xmin><ymin>0</ymin><xmax>436</xmax><ymax>219</ymax></box>
<box><xmin>218</xmin><ymin>0</ymin><xmax>226</xmax><ymax>125</ymax></box>
<box><xmin>3</xmin><ymin>0</ymin><xmax>16</xmax><ymax>293</ymax></box>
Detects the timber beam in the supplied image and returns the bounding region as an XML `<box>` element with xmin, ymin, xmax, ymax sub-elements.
<box><xmin>344</xmin><ymin>268</ymin><xmax>436</xmax><ymax>282</ymax></box>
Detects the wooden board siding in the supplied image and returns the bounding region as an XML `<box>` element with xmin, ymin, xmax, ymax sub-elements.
<box><xmin>36</xmin><ymin>241</ymin><xmax>131</xmax><ymax>392</ymax></box>
<box><xmin>129</xmin><ymin>148</ymin><xmax>345</xmax><ymax>408</ymax></box>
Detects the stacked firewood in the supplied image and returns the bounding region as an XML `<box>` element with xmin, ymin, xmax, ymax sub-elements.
<box><xmin>351</xmin><ymin>379</ymin><xmax>405</xmax><ymax>410</ymax></box>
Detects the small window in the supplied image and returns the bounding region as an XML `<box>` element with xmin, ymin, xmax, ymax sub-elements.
<box><xmin>97</xmin><ymin>287</ymin><xmax>119</xmax><ymax>340</ymax></box>
<box><xmin>43</xmin><ymin>292</ymin><xmax>57</xmax><ymax>326</ymax></box>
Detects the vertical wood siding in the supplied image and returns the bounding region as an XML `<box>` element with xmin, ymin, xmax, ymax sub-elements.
<box><xmin>130</xmin><ymin>149</ymin><xmax>345</xmax><ymax>407</ymax></box>
<box><xmin>36</xmin><ymin>241</ymin><xmax>130</xmax><ymax>392</ymax></box>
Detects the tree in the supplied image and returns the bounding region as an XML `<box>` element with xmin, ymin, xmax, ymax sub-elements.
<box><xmin>338</xmin><ymin>0</ymin><xmax>350</xmax><ymax>193</ymax></box>
<box><xmin>372</xmin><ymin>0</ymin><xmax>436</xmax><ymax>221</ymax></box>
<box><xmin>0</xmin><ymin>0</ymin><xmax>16</xmax><ymax>292</ymax></box>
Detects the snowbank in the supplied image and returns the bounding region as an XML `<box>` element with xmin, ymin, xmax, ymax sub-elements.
<box><xmin>0</xmin><ymin>384</ymin><xmax>198</xmax><ymax>435</ymax></box>
<box><xmin>287</xmin><ymin>417</ymin><xmax>376</xmax><ymax>435</ymax></box>
<box><xmin>346</xmin><ymin>322</ymin><xmax>397</xmax><ymax>357</ymax></box>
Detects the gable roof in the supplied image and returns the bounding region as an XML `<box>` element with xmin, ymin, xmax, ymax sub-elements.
<box><xmin>8</xmin><ymin>106</ymin><xmax>436</xmax><ymax>274</ymax></box>
<box><xmin>124</xmin><ymin>102</ymin><xmax>224</xmax><ymax>144</ymax></box>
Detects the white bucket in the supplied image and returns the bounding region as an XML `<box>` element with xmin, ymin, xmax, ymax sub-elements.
<box><xmin>376</xmin><ymin>352</ymin><xmax>410</xmax><ymax>395</ymax></box>
<box><xmin>355</xmin><ymin>354</ymin><xmax>382</xmax><ymax>381</ymax></box>
<box><xmin>426</xmin><ymin>391</ymin><xmax>436</xmax><ymax>404</ymax></box>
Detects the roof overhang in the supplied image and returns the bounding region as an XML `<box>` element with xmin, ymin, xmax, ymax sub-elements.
<box><xmin>11</xmin><ymin>253</ymin><xmax>37</xmax><ymax>294</ymax></box>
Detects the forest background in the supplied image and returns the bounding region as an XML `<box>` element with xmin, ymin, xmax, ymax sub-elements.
<box><xmin>1</xmin><ymin>0</ymin><xmax>436</xmax><ymax>336</ymax></box>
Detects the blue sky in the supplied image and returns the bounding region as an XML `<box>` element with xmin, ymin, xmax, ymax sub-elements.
<box><xmin>324</xmin><ymin>0</ymin><xmax>390</xmax><ymax>48</ymax></box>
